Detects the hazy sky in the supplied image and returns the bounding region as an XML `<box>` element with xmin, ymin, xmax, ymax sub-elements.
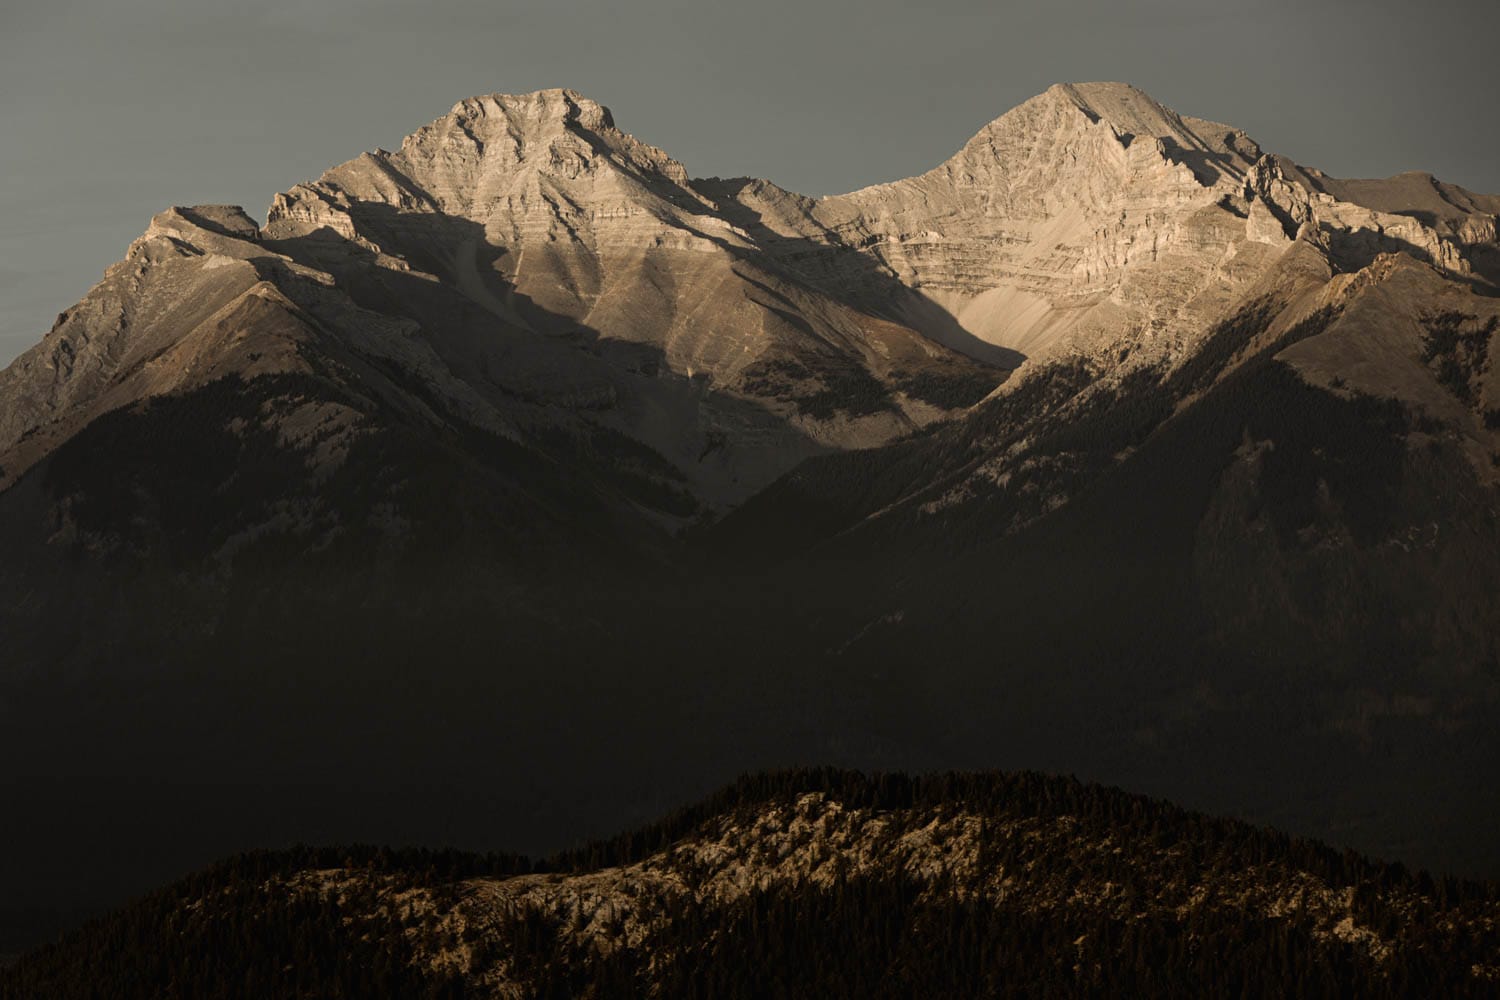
<box><xmin>3</xmin><ymin>0</ymin><xmax>1497</xmax><ymax>364</ymax></box>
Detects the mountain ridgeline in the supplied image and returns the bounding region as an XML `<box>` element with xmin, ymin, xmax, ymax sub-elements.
<box><xmin>2</xmin><ymin>82</ymin><xmax>1499</xmax><ymax>954</ymax></box>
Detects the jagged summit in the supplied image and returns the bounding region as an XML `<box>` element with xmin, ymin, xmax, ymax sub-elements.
<box><xmin>399</xmin><ymin>87</ymin><xmax>638</xmax><ymax>175</ymax></box>
<box><xmin>264</xmin><ymin>85</ymin><xmax>701</xmax><ymax>238</ymax></box>
<box><xmin>1045</xmin><ymin>81</ymin><xmax>1261</xmax><ymax>168</ymax></box>
<box><xmin>449</xmin><ymin>87</ymin><xmax>619</xmax><ymax>130</ymax></box>
<box><xmin>825</xmin><ymin>81</ymin><xmax>1261</xmax><ymax>207</ymax></box>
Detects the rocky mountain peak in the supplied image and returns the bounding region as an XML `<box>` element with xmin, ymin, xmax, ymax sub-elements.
<box><xmin>461</xmin><ymin>87</ymin><xmax>614</xmax><ymax>130</ymax></box>
<box><xmin>403</xmin><ymin>87</ymin><xmax>624</xmax><ymax>165</ymax></box>
<box><xmin>946</xmin><ymin>81</ymin><xmax>1263</xmax><ymax>192</ymax></box>
<box><xmin>263</xmin><ymin>87</ymin><xmax>699</xmax><ymax>240</ymax></box>
<box><xmin>1049</xmin><ymin>83</ymin><xmax>1259</xmax><ymax>158</ymax></box>
<box><xmin>795</xmin><ymin>83</ymin><xmax>1291</xmax><ymax>365</ymax></box>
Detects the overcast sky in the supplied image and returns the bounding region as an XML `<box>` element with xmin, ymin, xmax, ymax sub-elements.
<box><xmin>3</xmin><ymin>0</ymin><xmax>1497</xmax><ymax>364</ymax></box>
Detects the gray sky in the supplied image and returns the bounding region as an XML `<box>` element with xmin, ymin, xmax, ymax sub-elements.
<box><xmin>3</xmin><ymin>0</ymin><xmax>1497</xmax><ymax>365</ymax></box>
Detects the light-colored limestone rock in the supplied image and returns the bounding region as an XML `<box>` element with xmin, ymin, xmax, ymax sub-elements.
<box><xmin>2</xmin><ymin>82</ymin><xmax>1495</xmax><ymax>514</ymax></box>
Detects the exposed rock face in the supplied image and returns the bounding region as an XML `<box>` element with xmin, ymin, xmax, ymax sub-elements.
<box><xmin>710</xmin><ymin>83</ymin><xmax>1496</xmax><ymax>380</ymax></box>
<box><xmin>5</xmin><ymin>82</ymin><xmax>1495</xmax><ymax>507</ymax></box>
<box><xmin>0</xmin><ymin>89</ymin><xmax>998</xmax><ymax>512</ymax></box>
<box><xmin>252</xmin><ymin>88</ymin><xmax>1007</xmax><ymax>506</ymax></box>
<box><xmin>802</xmin><ymin>83</ymin><xmax>1270</xmax><ymax>361</ymax></box>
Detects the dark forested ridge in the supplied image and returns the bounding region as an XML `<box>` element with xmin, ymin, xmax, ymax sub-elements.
<box><xmin>4</xmin><ymin>769</ymin><xmax>1498</xmax><ymax>999</ymax></box>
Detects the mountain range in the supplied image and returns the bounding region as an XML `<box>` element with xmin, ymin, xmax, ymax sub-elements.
<box><xmin>2</xmin><ymin>81</ymin><xmax>1498</xmax><ymax>953</ymax></box>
